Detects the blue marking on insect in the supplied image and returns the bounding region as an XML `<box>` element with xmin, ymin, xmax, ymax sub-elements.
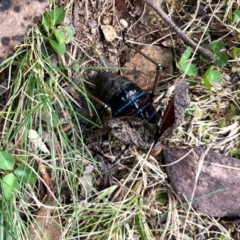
<box><xmin>132</xmin><ymin>101</ymin><xmax>157</xmax><ymax>122</ymax></box>
<box><xmin>147</xmin><ymin>111</ymin><xmax>157</xmax><ymax>122</ymax></box>
<box><xmin>113</xmin><ymin>91</ymin><xmax>146</xmax><ymax>116</ymax></box>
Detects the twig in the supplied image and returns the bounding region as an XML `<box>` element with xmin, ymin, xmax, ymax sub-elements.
<box><xmin>73</xmin><ymin>1</ymin><xmax>79</xmax><ymax>27</ymax></box>
<box><xmin>143</xmin><ymin>0</ymin><xmax>215</xmax><ymax>61</ymax></box>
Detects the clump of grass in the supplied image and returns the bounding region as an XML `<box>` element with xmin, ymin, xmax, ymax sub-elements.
<box><xmin>0</xmin><ymin>18</ymin><xmax>98</xmax><ymax>238</ymax></box>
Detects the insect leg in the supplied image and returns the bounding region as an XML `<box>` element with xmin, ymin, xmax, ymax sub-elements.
<box><xmin>86</xmin><ymin>90</ymin><xmax>112</xmax><ymax>119</ymax></box>
<box><xmin>151</xmin><ymin>64</ymin><xmax>162</xmax><ymax>99</ymax></box>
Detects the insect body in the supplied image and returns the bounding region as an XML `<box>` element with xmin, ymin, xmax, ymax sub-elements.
<box><xmin>94</xmin><ymin>72</ymin><xmax>158</xmax><ymax>124</ymax></box>
<box><xmin>94</xmin><ymin>71</ymin><xmax>163</xmax><ymax>157</ymax></box>
<box><xmin>95</xmin><ymin>74</ymin><xmax>189</xmax><ymax>157</ymax></box>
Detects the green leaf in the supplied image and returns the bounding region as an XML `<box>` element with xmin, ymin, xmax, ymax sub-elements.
<box><xmin>60</xmin><ymin>26</ymin><xmax>74</xmax><ymax>44</ymax></box>
<box><xmin>209</xmin><ymin>40</ymin><xmax>225</xmax><ymax>52</ymax></box>
<box><xmin>49</xmin><ymin>40</ymin><xmax>66</xmax><ymax>55</ymax></box>
<box><xmin>49</xmin><ymin>8</ymin><xmax>66</xmax><ymax>26</ymax></box>
<box><xmin>179</xmin><ymin>62</ymin><xmax>198</xmax><ymax>76</ymax></box>
<box><xmin>200</xmin><ymin>54</ymin><xmax>208</xmax><ymax>62</ymax></box>
<box><xmin>42</xmin><ymin>13</ymin><xmax>52</xmax><ymax>33</ymax></box>
<box><xmin>54</xmin><ymin>29</ymin><xmax>65</xmax><ymax>44</ymax></box>
<box><xmin>1</xmin><ymin>173</ymin><xmax>19</xmax><ymax>200</ymax></box>
<box><xmin>0</xmin><ymin>151</ymin><xmax>15</xmax><ymax>170</ymax></box>
<box><xmin>14</xmin><ymin>164</ymin><xmax>37</xmax><ymax>184</ymax></box>
<box><xmin>233</xmin><ymin>10</ymin><xmax>240</xmax><ymax>24</ymax></box>
<box><xmin>232</xmin><ymin>47</ymin><xmax>240</xmax><ymax>60</ymax></box>
<box><xmin>177</xmin><ymin>47</ymin><xmax>197</xmax><ymax>76</ymax></box>
<box><xmin>215</xmin><ymin>52</ymin><xmax>228</xmax><ymax>66</ymax></box>
<box><xmin>208</xmin><ymin>70</ymin><xmax>221</xmax><ymax>82</ymax></box>
<box><xmin>204</xmin><ymin>66</ymin><xmax>222</xmax><ymax>82</ymax></box>
<box><xmin>179</xmin><ymin>47</ymin><xmax>192</xmax><ymax>63</ymax></box>
<box><xmin>204</xmin><ymin>65</ymin><xmax>213</xmax><ymax>75</ymax></box>
<box><xmin>203</xmin><ymin>77</ymin><xmax>211</xmax><ymax>91</ymax></box>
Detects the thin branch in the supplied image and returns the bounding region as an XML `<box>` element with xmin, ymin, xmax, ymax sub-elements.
<box><xmin>143</xmin><ymin>0</ymin><xmax>215</xmax><ymax>61</ymax></box>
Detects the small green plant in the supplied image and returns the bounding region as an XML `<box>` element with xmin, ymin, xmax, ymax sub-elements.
<box><xmin>233</xmin><ymin>9</ymin><xmax>240</xmax><ymax>25</ymax></box>
<box><xmin>203</xmin><ymin>66</ymin><xmax>222</xmax><ymax>90</ymax></box>
<box><xmin>177</xmin><ymin>47</ymin><xmax>198</xmax><ymax>77</ymax></box>
<box><xmin>0</xmin><ymin>151</ymin><xmax>37</xmax><ymax>200</ymax></box>
<box><xmin>203</xmin><ymin>40</ymin><xmax>228</xmax><ymax>90</ymax></box>
<box><xmin>209</xmin><ymin>40</ymin><xmax>228</xmax><ymax>66</ymax></box>
<box><xmin>177</xmin><ymin>39</ymin><xmax>229</xmax><ymax>90</ymax></box>
<box><xmin>232</xmin><ymin>47</ymin><xmax>240</xmax><ymax>59</ymax></box>
<box><xmin>41</xmin><ymin>7</ymin><xmax>73</xmax><ymax>55</ymax></box>
<box><xmin>228</xmin><ymin>10</ymin><xmax>240</xmax><ymax>60</ymax></box>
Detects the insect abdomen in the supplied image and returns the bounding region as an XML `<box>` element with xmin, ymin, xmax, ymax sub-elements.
<box><xmin>95</xmin><ymin>72</ymin><xmax>157</xmax><ymax>123</ymax></box>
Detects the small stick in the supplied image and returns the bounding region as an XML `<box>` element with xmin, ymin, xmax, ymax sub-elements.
<box><xmin>111</xmin><ymin>145</ymin><xmax>132</xmax><ymax>167</ymax></box>
<box><xmin>143</xmin><ymin>0</ymin><xmax>215</xmax><ymax>61</ymax></box>
<box><xmin>73</xmin><ymin>1</ymin><xmax>79</xmax><ymax>27</ymax></box>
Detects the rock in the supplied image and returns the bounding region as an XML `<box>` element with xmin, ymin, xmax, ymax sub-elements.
<box><xmin>163</xmin><ymin>145</ymin><xmax>240</xmax><ymax>217</ymax></box>
<box><xmin>120</xmin><ymin>19</ymin><xmax>128</xmax><ymax>28</ymax></box>
<box><xmin>123</xmin><ymin>45</ymin><xmax>173</xmax><ymax>92</ymax></box>
<box><xmin>100</xmin><ymin>25</ymin><xmax>117</xmax><ymax>42</ymax></box>
<box><xmin>0</xmin><ymin>0</ymin><xmax>49</xmax><ymax>63</ymax></box>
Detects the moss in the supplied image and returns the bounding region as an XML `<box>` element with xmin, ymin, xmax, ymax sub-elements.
<box><xmin>227</xmin><ymin>104</ymin><xmax>238</xmax><ymax>118</ymax></box>
<box><xmin>156</xmin><ymin>192</ymin><xmax>168</xmax><ymax>205</ymax></box>
<box><xmin>229</xmin><ymin>145</ymin><xmax>240</xmax><ymax>159</ymax></box>
<box><xmin>218</xmin><ymin>119</ymin><xmax>227</xmax><ymax>128</ymax></box>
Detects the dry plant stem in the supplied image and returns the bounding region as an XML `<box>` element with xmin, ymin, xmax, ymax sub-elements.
<box><xmin>73</xmin><ymin>2</ymin><xmax>79</xmax><ymax>27</ymax></box>
<box><xmin>143</xmin><ymin>0</ymin><xmax>215</xmax><ymax>61</ymax></box>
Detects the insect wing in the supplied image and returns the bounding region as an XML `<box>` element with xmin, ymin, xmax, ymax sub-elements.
<box><xmin>159</xmin><ymin>96</ymin><xmax>175</xmax><ymax>136</ymax></box>
<box><xmin>158</xmin><ymin>78</ymin><xmax>189</xmax><ymax>138</ymax></box>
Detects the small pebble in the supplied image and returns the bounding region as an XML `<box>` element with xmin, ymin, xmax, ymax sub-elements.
<box><xmin>100</xmin><ymin>25</ymin><xmax>117</xmax><ymax>42</ymax></box>
<box><xmin>120</xmin><ymin>19</ymin><xmax>128</xmax><ymax>28</ymax></box>
<box><xmin>91</xmin><ymin>28</ymin><xmax>97</xmax><ymax>35</ymax></box>
<box><xmin>87</xmin><ymin>19</ymin><xmax>97</xmax><ymax>28</ymax></box>
<box><xmin>230</xmin><ymin>72</ymin><xmax>240</xmax><ymax>83</ymax></box>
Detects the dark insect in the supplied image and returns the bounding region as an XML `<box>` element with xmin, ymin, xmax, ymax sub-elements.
<box><xmin>94</xmin><ymin>70</ymin><xmax>189</xmax><ymax>159</ymax></box>
<box><xmin>104</xmin><ymin>77</ymin><xmax>189</xmax><ymax>157</ymax></box>
<box><xmin>93</xmin><ymin>71</ymin><xmax>162</xmax><ymax>157</ymax></box>
<box><xmin>94</xmin><ymin>72</ymin><xmax>158</xmax><ymax>124</ymax></box>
